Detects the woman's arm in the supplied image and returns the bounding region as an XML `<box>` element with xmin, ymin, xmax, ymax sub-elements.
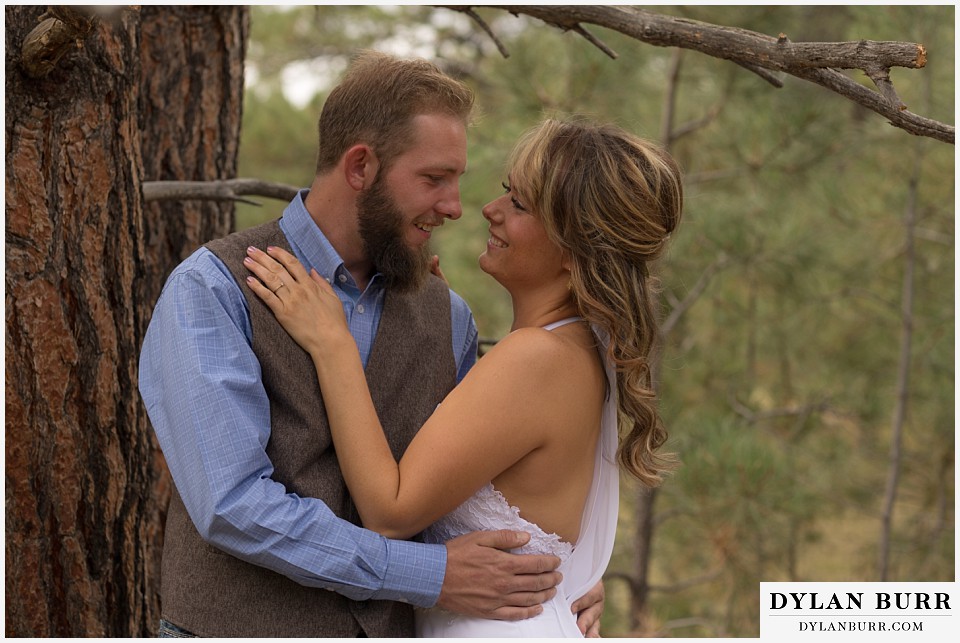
<box><xmin>244</xmin><ymin>245</ymin><xmax>563</xmax><ymax>538</ymax></box>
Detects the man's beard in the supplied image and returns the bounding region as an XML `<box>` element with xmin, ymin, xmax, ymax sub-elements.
<box><xmin>357</xmin><ymin>174</ymin><xmax>431</xmax><ymax>292</ymax></box>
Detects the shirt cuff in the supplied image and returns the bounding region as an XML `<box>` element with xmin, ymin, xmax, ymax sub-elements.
<box><xmin>374</xmin><ymin>539</ymin><xmax>447</xmax><ymax>607</ymax></box>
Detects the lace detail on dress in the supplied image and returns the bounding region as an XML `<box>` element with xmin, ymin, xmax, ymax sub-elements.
<box><xmin>421</xmin><ymin>483</ymin><xmax>575</xmax><ymax>560</ymax></box>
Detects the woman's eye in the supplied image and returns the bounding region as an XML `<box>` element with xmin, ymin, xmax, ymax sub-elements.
<box><xmin>501</xmin><ymin>181</ymin><xmax>527</xmax><ymax>211</ymax></box>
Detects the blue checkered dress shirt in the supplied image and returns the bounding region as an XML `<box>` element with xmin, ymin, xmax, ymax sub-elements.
<box><xmin>139</xmin><ymin>191</ymin><xmax>478</xmax><ymax>606</ymax></box>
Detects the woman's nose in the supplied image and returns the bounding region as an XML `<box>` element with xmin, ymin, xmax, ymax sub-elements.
<box><xmin>481</xmin><ymin>199</ymin><xmax>500</xmax><ymax>222</ymax></box>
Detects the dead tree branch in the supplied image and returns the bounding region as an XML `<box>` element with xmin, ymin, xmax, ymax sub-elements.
<box><xmin>661</xmin><ymin>253</ymin><xmax>730</xmax><ymax>336</ymax></box>
<box><xmin>442</xmin><ymin>5</ymin><xmax>953</xmax><ymax>144</ymax></box>
<box><xmin>142</xmin><ymin>179</ymin><xmax>300</xmax><ymax>205</ymax></box>
<box><xmin>455</xmin><ymin>6</ymin><xmax>510</xmax><ymax>58</ymax></box>
<box><xmin>604</xmin><ymin>571</ymin><xmax>641</xmax><ymax>594</ymax></box>
<box><xmin>571</xmin><ymin>23</ymin><xmax>617</xmax><ymax>59</ymax></box>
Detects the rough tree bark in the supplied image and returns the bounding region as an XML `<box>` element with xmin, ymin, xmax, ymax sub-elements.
<box><xmin>5</xmin><ymin>5</ymin><xmax>151</xmax><ymax>635</ymax></box>
<box><xmin>139</xmin><ymin>5</ymin><xmax>248</xmax><ymax>306</ymax></box>
<box><xmin>4</xmin><ymin>6</ymin><xmax>247</xmax><ymax>636</ymax></box>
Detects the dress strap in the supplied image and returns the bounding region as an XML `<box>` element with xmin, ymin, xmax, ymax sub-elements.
<box><xmin>542</xmin><ymin>316</ymin><xmax>583</xmax><ymax>331</ymax></box>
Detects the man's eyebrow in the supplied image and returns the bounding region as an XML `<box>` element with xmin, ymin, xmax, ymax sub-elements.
<box><xmin>426</xmin><ymin>165</ymin><xmax>468</xmax><ymax>176</ymax></box>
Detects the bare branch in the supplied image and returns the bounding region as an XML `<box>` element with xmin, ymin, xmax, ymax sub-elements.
<box><xmin>571</xmin><ymin>23</ymin><xmax>617</xmax><ymax>59</ymax></box>
<box><xmin>660</xmin><ymin>48</ymin><xmax>682</xmax><ymax>144</ymax></box>
<box><xmin>865</xmin><ymin>65</ymin><xmax>905</xmax><ymax>109</ymax></box>
<box><xmin>732</xmin><ymin>60</ymin><xmax>784</xmax><ymax>88</ymax></box>
<box><xmin>446</xmin><ymin>5</ymin><xmax>953</xmax><ymax>143</ymax></box>
<box><xmin>793</xmin><ymin>66</ymin><xmax>950</xmax><ymax>142</ymax></box>
<box><xmin>484</xmin><ymin>6</ymin><xmax>927</xmax><ymax>72</ymax></box>
<box><xmin>775</xmin><ymin>39</ymin><xmax>925</xmax><ymax>70</ymax></box>
<box><xmin>142</xmin><ymin>179</ymin><xmax>300</xmax><ymax>205</ymax></box>
<box><xmin>442</xmin><ymin>6</ymin><xmax>510</xmax><ymax>58</ymax></box>
<box><xmin>661</xmin><ymin>252</ymin><xmax>729</xmax><ymax>336</ymax></box>
<box><xmin>603</xmin><ymin>571</ymin><xmax>640</xmax><ymax>593</ymax></box>
<box><xmin>672</xmin><ymin>103</ymin><xmax>725</xmax><ymax>142</ymax></box>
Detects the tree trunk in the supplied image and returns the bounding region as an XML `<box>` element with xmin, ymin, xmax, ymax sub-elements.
<box><xmin>631</xmin><ymin>487</ymin><xmax>658</xmax><ymax>632</ymax></box>
<box><xmin>140</xmin><ymin>5</ymin><xmax>248</xmax><ymax>306</ymax></box>
<box><xmin>134</xmin><ymin>6</ymin><xmax>248</xmax><ymax>633</ymax></box>
<box><xmin>6</xmin><ymin>5</ymin><xmax>151</xmax><ymax>635</ymax></box>
<box><xmin>4</xmin><ymin>6</ymin><xmax>247</xmax><ymax>636</ymax></box>
<box><xmin>878</xmin><ymin>143</ymin><xmax>922</xmax><ymax>581</ymax></box>
<box><xmin>628</xmin><ymin>48</ymin><xmax>681</xmax><ymax>633</ymax></box>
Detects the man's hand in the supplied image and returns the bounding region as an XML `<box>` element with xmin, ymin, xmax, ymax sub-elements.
<box><xmin>571</xmin><ymin>580</ymin><xmax>605</xmax><ymax>637</ymax></box>
<box><xmin>437</xmin><ymin>530</ymin><xmax>562</xmax><ymax>621</ymax></box>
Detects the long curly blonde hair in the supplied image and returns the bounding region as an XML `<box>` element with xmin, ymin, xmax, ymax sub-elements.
<box><xmin>508</xmin><ymin>119</ymin><xmax>683</xmax><ymax>486</ymax></box>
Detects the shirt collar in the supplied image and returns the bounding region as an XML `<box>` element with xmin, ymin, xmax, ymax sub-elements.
<box><xmin>278</xmin><ymin>189</ymin><xmax>382</xmax><ymax>290</ymax></box>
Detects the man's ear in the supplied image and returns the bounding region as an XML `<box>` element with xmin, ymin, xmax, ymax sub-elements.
<box><xmin>342</xmin><ymin>144</ymin><xmax>380</xmax><ymax>191</ymax></box>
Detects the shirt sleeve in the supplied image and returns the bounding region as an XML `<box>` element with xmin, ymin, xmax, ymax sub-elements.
<box><xmin>448</xmin><ymin>289</ymin><xmax>479</xmax><ymax>384</ymax></box>
<box><xmin>138</xmin><ymin>249</ymin><xmax>446</xmax><ymax>606</ymax></box>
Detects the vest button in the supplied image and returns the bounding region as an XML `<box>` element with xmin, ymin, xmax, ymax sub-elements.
<box><xmin>356</xmin><ymin>304</ymin><xmax>365</xmax><ymax>314</ymax></box>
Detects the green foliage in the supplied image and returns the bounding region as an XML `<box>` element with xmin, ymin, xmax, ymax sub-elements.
<box><xmin>238</xmin><ymin>5</ymin><xmax>954</xmax><ymax>637</ymax></box>
<box><xmin>235</xmin><ymin>89</ymin><xmax>317</xmax><ymax>229</ymax></box>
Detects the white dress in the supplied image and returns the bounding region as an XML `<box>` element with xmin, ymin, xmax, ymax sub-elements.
<box><xmin>416</xmin><ymin>319</ymin><xmax>620</xmax><ymax>637</ymax></box>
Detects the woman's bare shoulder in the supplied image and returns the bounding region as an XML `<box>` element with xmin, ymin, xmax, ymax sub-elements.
<box><xmin>478</xmin><ymin>326</ymin><xmax>575</xmax><ymax>372</ymax></box>
<box><xmin>468</xmin><ymin>325</ymin><xmax>600</xmax><ymax>400</ymax></box>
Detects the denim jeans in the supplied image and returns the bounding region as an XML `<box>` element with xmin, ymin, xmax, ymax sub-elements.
<box><xmin>158</xmin><ymin>619</ymin><xmax>197</xmax><ymax>638</ymax></box>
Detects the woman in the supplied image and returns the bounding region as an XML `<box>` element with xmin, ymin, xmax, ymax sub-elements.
<box><xmin>245</xmin><ymin>119</ymin><xmax>682</xmax><ymax>636</ymax></box>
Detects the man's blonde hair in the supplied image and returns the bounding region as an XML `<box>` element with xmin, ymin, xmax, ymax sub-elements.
<box><xmin>315</xmin><ymin>51</ymin><xmax>474</xmax><ymax>174</ymax></box>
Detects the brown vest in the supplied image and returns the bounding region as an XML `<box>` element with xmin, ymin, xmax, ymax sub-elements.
<box><xmin>158</xmin><ymin>220</ymin><xmax>457</xmax><ymax>637</ymax></box>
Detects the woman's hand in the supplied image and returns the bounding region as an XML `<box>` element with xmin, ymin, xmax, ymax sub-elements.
<box><xmin>429</xmin><ymin>254</ymin><xmax>448</xmax><ymax>285</ymax></box>
<box><xmin>244</xmin><ymin>245</ymin><xmax>350</xmax><ymax>356</ymax></box>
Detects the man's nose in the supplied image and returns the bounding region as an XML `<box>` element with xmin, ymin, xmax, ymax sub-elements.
<box><xmin>437</xmin><ymin>185</ymin><xmax>462</xmax><ymax>220</ymax></box>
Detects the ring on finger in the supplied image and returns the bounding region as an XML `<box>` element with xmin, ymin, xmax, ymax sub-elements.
<box><xmin>272</xmin><ymin>281</ymin><xmax>286</xmax><ymax>294</ymax></box>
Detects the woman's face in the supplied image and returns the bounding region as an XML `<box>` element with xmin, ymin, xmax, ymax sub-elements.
<box><xmin>478</xmin><ymin>175</ymin><xmax>567</xmax><ymax>289</ymax></box>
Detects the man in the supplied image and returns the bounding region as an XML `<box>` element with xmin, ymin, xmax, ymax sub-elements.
<box><xmin>141</xmin><ymin>52</ymin><xmax>602</xmax><ymax>637</ymax></box>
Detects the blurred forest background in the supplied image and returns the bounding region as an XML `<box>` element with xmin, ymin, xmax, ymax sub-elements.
<box><xmin>234</xmin><ymin>5</ymin><xmax>954</xmax><ymax>637</ymax></box>
<box><xmin>5</xmin><ymin>4</ymin><xmax>953</xmax><ymax>639</ymax></box>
